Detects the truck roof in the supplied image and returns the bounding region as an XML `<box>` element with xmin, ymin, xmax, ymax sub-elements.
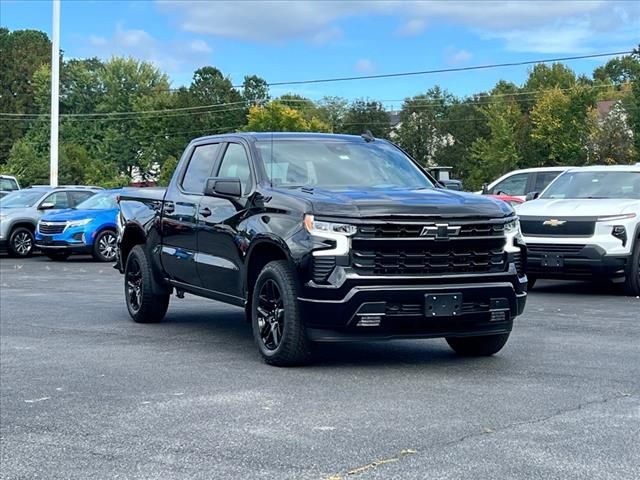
<box><xmin>190</xmin><ymin>132</ymin><xmax>377</xmax><ymax>144</ymax></box>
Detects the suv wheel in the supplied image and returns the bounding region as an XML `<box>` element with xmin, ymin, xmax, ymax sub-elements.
<box><xmin>93</xmin><ymin>230</ymin><xmax>117</xmax><ymax>262</ymax></box>
<box><xmin>446</xmin><ymin>332</ymin><xmax>511</xmax><ymax>356</ymax></box>
<box><xmin>624</xmin><ymin>240</ymin><xmax>640</xmax><ymax>296</ymax></box>
<box><xmin>124</xmin><ymin>245</ymin><xmax>169</xmax><ymax>323</ymax></box>
<box><xmin>8</xmin><ymin>227</ymin><xmax>34</xmax><ymax>258</ymax></box>
<box><xmin>251</xmin><ymin>260</ymin><xmax>311</xmax><ymax>366</ymax></box>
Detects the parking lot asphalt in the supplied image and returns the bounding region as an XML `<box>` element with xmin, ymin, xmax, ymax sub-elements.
<box><xmin>0</xmin><ymin>255</ymin><xmax>639</xmax><ymax>480</ymax></box>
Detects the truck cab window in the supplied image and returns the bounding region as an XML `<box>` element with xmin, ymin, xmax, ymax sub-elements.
<box><xmin>217</xmin><ymin>143</ymin><xmax>251</xmax><ymax>195</ymax></box>
<box><xmin>181</xmin><ymin>143</ymin><xmax>220</xmax><ymax>194</ymax></box>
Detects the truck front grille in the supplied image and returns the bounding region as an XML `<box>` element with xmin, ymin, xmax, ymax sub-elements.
<box><xmin>352</xmin><ymin>241</ymin><xmax>506</xmax><ymax>275</ymax></box>
<box><xmin>520</xmin><ymin>219</ymin><xmax>595</xmax><ymax>237</ymax></box>
<box><xmin>351</xmin><ymin>219</ymin><xmax>509</xmax><ymax>276</ymax></box>
<box><xmin>527</xmin><ymin>243</ymin><xmax>585</xmax><ymax>255</ymax></box>
<box><xmin>38</xmin><ymin>222</ymin><xmax>66</xmax><ymax>234</ymax></box>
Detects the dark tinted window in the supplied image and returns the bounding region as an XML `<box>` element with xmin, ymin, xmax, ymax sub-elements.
<box><xmin>181</xmin><ymin>144</ymin><xmax>220</xmax><ymax>193</ymax></box>
<box><xmin>491</xmin><ymin>173</ymin><xmax>528</xmax><ymax>196</ymax></box>
<box><xmin>534</xmin><ymin>171</ymin><xmax>562</xmax><ymax>192</ymax></box>
<box><xmin>217</xmin><ymin>143</ymin><xmax>252</xmax><ymax>195</ymax></box>
<box><xmin>70</xmin><ymin>191</ymin><xmax>95</xmax><ymax>206</ymax></box>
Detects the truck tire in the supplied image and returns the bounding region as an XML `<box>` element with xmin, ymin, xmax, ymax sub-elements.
<box><xmin>92</xmin><ymin>229</ymin><xmax>117</xmax><ymax>262</ymax></box>
<box><xmin>44</xmin><ymin>251</ymin><xmax>70</xmax><ymax>261</ymax></box>
<box><xmin>124</xmin><ymin>245</ymin><xmax>169</xmax><ymax>323</ymax></box>
<box><xmin>624</xmin><ymin>240</ymin><xmax>640</xmax><ymax>296</ymax></box>
<box><xmin>446</xmin><ymin>332</ymin><xmax>510</xmax><ymax>357</ymax></box>
<box><xmin>8</xmin><ymin>227</ymin><xmax>34</xmax><ymax>258</ymax></box>
<box><xmin>251</xmin><ymin>260</ymin><xmax>311</xmax><ymax>366</ymax></box>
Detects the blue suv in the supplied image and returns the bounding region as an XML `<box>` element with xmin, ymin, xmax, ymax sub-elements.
<box><xmin>36</xmin><ymin>189</ymin><xmax>121</xmax><ymax>262</ymax></box>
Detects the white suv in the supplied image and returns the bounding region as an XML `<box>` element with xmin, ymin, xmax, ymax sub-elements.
<box><xmin>516</xmin><ymin>165</ymin><xmax>640</xmax><ymax>295</ymax></box>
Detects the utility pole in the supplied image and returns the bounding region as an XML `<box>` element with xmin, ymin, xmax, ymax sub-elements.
<box><xmin>49</xmin><ymin>0</ymin><xmax>60</xmax><ymax>186</ymax></box>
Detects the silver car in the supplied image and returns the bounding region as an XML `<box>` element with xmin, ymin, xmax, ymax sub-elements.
<box><xmin>0</xmin><ymin>186</ymin><xmax>102</xmax><ymax>257</ymax></box>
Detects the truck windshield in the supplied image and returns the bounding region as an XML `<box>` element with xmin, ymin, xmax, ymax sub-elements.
<box><xmin>0</xmin><ymin>190</ymin><xmax>45</xmax><ymax>208</ymax></box>
<box><xmin>541</xmin><ymin>171</ymin><xmax>640</xmax><ymax>199</ymax></box>
<box><xmin>76</xmin><ymin>191</ymin><xmax>118</xmax><ymax>210</ymax></box>
<box><xmin>256</xmin><ymin>139</ymin><xmax>433</xmax><ymax>190</ymax></box>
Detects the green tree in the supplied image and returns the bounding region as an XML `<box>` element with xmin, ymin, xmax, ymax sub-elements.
<box><xmin>316</xmin><ymin>96</ymin><xmax>349</xmax><ymax>132</ymax></box>
<box><xmin>244</xmin><ymin>102</ymin><xmax>330</xmax><ymax>132</ymax></box>
<box><xmin>524</xmin><ymin>63</ymin><xmax>576</xmax><ymax>92</ymax></box>
<box><xmin>0</xmin><ymin>28</ymin><xmax>52</xmax><ymax>165</ymax></box>
<box><xmin>341</xmin><ymin>100</ymin><xmax>390</xmax><ymax>138</ymax></box>
<box><xmin>530</xmin><ymin>87</ymin><xmax>594</xmax><ymax>166</ymax></box>
<box><xmin>585</xmin><ymin>103</ymin><xmax>637</xmax><ymax>164</ymax></box>
<box><xmin>396</xmin><ymin>87</ymin><xmax>454</xmax><ymax>166</ymax></box>
<box><xmin>593</xmin><ymin>54</ymin><xmax>640</xmax><ymax>85</ymax></box>
<box><xmin>242</xmin><ymin>75</ymin><xmax>270</xmax><ymax>107</ymax></box>
<box><xmin>468</xmin><ymin>101</ymin><xmax>523</xmax><ymax>189</ymax></box>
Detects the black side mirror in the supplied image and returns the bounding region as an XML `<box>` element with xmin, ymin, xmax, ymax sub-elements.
<box><xmin>481</xmin><ymin>183</ymin><xmax>489</xmax><ymax>194</ymax></box>
<box><xmin>525</xmin><ymin>191</ymin><xmax>540</xmax><ymax>201</ymax></box>
<box><xmin>204</xmin><ymin>177</ymin><xmax>242</xmax><ymax>198</ymax></box>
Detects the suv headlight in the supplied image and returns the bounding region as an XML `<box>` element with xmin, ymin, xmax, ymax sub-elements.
<box><xmin>304</xmin><ymin>214</ymin><xmax>356</xmax><ymax>256</ymax></box>
<box><xmin>67</xmin><ymin>218</ymin><xmax>92</xmax><ymax>227</ymax></box>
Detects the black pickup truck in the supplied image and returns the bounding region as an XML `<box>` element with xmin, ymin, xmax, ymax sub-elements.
<box><xmin>116</xmin><ymin>133</ymin><xmax>528</xmax><ymax>366</ymax></box>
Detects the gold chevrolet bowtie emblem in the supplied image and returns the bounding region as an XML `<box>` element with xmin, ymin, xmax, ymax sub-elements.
<box><xmin>543</xmin><ymin>219</ymin><xmax>567</xmax><ymax>227</ymax></box>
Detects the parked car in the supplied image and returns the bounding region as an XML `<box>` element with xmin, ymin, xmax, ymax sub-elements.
<box><xmin>0</xmin><ymin>175</ymin><xmax>20</xmax><ymax>198</ymax></box>
<box><xmin>116</xmin><ymin>133</ymin><xmax>527</xmax><ymax>366</ymax></box>
<box><xmin>35</xmin><ymin>189</ymin><xmax>123</xmax><ymax>262</ymax></box>
<box><xmin>516</xmin><ymin>165</ymin><xmax>640</xmax><ymax>295</ymax></box>
<box><xmin>0</xmin><ymin>186</ymin><xmax>102</xmax><ymax>257</ymax></box>
<box><xmin>480</xmin><ymin>167</ymin><xmax>571</xmax><ymax>201</ymax></box>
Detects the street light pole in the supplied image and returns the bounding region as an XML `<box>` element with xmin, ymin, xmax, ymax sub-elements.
<box><xmin>49</xmin><ymin>0</ymin><xmax>60</xmax><ymax>187</ymax></box>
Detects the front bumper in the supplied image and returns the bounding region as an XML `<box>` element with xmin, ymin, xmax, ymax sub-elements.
<box><xmin>298</xmin><ymin>269</ymin><xmax>527</xmax><ymax>341</ymax></box>
<box><xmin>526</xmin><ymin>244</ymin><xmax>631</xmax><ymax>280</ymax></box>
<box><xmin>35</xmin><ymin>237</ymin><xmax>92</xmax><ymax>254</ymax></box>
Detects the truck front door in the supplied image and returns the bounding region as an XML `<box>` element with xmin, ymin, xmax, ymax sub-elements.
<box><xmin>161</xmin><ymin>142</ymin><xmax>221</xmax><ymax>286</ymax></box>
<box><xmin>196</xmin><ymin>141</ymin><xmax>253</xmax><ymax>301</ymax></box>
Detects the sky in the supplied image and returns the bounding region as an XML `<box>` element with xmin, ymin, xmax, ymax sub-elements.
<box><xmin>1</xmin><ymin>0</ymin><xmax>638</xmax><ymax>107</ymax></box>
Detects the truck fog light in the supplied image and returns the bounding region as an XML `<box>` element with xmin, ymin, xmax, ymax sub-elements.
<box><xmin>611</xmin><ymin>226</ymin><xmax>627</xmax><ymax>246</ymax></box>
<box><xmin>356</xmin><ymin>315</ymin><xmax>383</xmax><ymax>327</ymax></box>
<box><xmin>490</xmin><ymin>311</ymin><xmax>507</xmax><ymax>322</ymax></box>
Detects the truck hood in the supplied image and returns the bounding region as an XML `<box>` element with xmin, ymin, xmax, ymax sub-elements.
<box><xmin>276</xmin><ymin>187</ymin><xmax>513</xmax><ymax>218</ymax></box>
<box><xmin>516</xmin><ymin>198</ymin><xmax>640</xmax><ymax>218</ymax></box>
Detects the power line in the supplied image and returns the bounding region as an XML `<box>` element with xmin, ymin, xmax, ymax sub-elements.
<box><xmin>236</xmin><ymin>51</ymin><xmax>634</xmax><ymax>87</ymax></box>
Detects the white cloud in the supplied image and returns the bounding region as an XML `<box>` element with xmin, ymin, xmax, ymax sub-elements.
<box><xmin>84</xmin><ymin>24</ymin><xmax>213</xmax><ymax>74</ymax></box>
<box><xmin>354</xmin><ymin>59</ymin><xmax>375</xmax><ymax>73</ymax></box>
<box><xmin>445</xmin><ymin>47</ymin><xmax>472</xmax><ymax>65</ymax></box>
<box><xmin>156</xmin><ymin>0</ymin><xmax>639</xmax><ymax>54</ymax></box>
<box><xmin>396</xmin><ymin>18</ymin><xmax>426</xmax><ymax>37</ymax></box>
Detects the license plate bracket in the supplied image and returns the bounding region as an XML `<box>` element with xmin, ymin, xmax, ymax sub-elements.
<box><xmin>541</xmin><ymin>253</ymin><xmax>564</xmax><ymax>268</ymax></box>
<box><xmin>425</xmin><ymin>293</ymin><xmax>462</xmax><ymax>317</ymax></box>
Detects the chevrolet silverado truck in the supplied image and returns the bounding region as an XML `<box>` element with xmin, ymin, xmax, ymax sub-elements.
<box><xmin>516</xmin><ymin>165</ymin><xmax>640</xmax><ymax>295</ymax></box>
<box><xmin>116</xmin><ymin>133</ymin><xmax>528</xmax><ymax>366</ymax></box>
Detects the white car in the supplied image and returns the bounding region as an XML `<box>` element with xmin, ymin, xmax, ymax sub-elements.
<box><xmin>516</xmin><ymin>165</ymin><xmax>640</xmax><ymax>295</ymax></box>
<box><xmin>480</xmin><ymin>167</ymin><xmax>570</xmax><ymax>201</ymax></box>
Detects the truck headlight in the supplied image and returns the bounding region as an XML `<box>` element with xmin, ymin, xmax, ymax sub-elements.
<box><xmin>304</xmin><ymin>215</ymin><xmax>357</xmax><ymax>236</ymax></box>
<box><xmin>503</xmin><ymin>218</ymin><xmax>521</xmax><ymax>235</ymax></box>
<box><xmin>596</xmin><ymin>213</ymin><xmax>636</xmax><ymax>222</ymax></box>
<box><xmin>67</xmin><ymin>218</ymin><xmax>92</xmax><ymax>227</ymax></box>
<box><xmin>304</xmin><ymin>214</ymin><xmax>356</xmax><ymax>256</ymax></box>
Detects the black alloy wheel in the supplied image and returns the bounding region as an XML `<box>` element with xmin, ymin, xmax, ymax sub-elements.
<box><xmin>256</xmin><ymin>279</ymin><xmax>285</xmax><ymax>351</ymax></box>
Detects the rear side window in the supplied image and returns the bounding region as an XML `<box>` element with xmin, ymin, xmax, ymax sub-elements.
<box><xmin>491</xmin><ymin>173</ymin><xmax>528</xmax><ymax>196</ymax></box>
<box><xmin>181</xmin><ymin>143</ymin><xmax>220</xmax><ymax>194</ymax></box>
<box><xmin>69</xmin><ymin>191</ymin><xmax>94</xmax><ymax>206</ymax></box>
<box><xmin>0</xmin><ymin>178</ymin><xmax>18</xmax><ymax>191</ymax></box>
<box><xmin>534</xmin><ymin>171</ymin><xmax>561</xmax><ymax>192</ymax></box>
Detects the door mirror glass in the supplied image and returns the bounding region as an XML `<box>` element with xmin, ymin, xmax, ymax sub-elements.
<box><xmin>204</xmin><ymin>177</ymin><xmax>242</xmax><ymax>198</ymax></box>
<box><xmin>39</xmin><ymin>202</ymin><xmax>55</xmax><ymax>210</ymax></box>
<box><xmin>525</xmin><ymin>191</ymin><xmax>540</xmax><ymax>201</ymax></box>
